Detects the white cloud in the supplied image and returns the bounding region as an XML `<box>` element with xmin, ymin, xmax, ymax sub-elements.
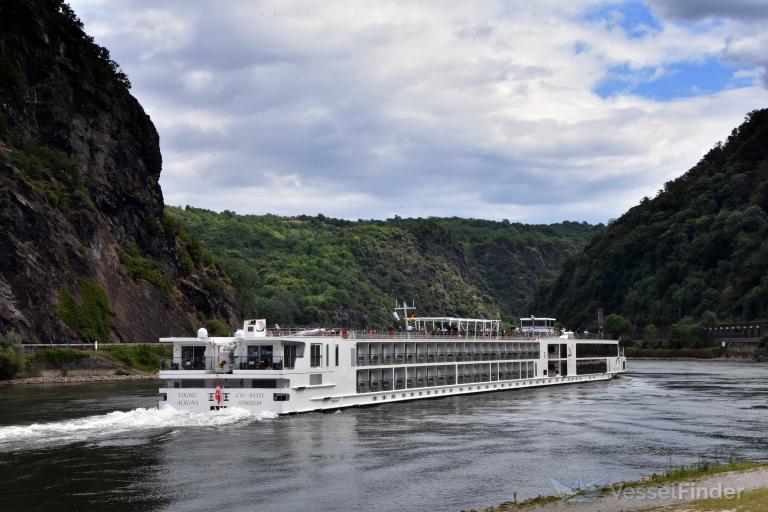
<box><xmin>68</xmin><ymin>0</ymin><xmax>768</xmax><ymax>223</ymax></box>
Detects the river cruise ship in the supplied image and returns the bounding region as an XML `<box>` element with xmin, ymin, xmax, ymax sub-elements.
<box><xmin>158</xmin><ymin>311</ymin><xmax>626</xmax><ymax>415</ymax></box>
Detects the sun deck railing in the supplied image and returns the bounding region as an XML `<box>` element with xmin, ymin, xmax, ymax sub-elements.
<box><xmin>161</xmin><ymin>357</ymin><xmax>212</xmax><ymax>372</ymax></box>
<box><xmin>266</xmin><ymin>329</ymin><xmax>604</xmax><ymax>341</ymax></box>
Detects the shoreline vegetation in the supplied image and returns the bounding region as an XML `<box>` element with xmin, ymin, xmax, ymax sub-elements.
<box><xmin>625</xmin><ymin>347</ymin><xmax>762</xmax><ymax>360</ymax></box>
<box><xmin>0</xmin><ymin>333</ymin><xmax>166</xmax><ymax>384</ymax></box>
<box><xmin>479</xmin><ymin>460</ymin><xmax>768</xmax><ymax>512</ymax></box>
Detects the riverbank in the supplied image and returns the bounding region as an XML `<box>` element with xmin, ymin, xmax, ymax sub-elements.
<box><xmin>480</xmin><ymin>461</ymin><xmax>768</xmax><ymax>512</ymax></box>
<box><xmin>0</xmin><ymin>344</ymin><xmax>169</xmax><ymax>384</ymax></box>
<box><xmin>625</xmin><ymin>344</ymin><xmax>768</xmax><ymax>361</ymax></box>
<box><xmin>0</xmin><ymin>372</ymin><xmax>158</xmax><ymax>386</ymax></box>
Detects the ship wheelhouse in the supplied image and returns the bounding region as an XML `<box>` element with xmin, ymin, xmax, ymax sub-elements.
<box><xmin>519</xmin><ymin>316</ymin><xmax>557</xmax><ymax>336</ymax></box>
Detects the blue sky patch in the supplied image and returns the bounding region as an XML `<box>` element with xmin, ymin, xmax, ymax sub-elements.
<box><xmin>584</xmin><ymin>0</ymin><xmax>661</xmax><ymax>39</ymax></box>
<box><xmin>594</xmin><ymin>57</ymin><xmax>756</xmax><ymax>100</ymax></box>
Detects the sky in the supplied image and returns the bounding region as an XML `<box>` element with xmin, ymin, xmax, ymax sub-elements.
<box><xmin>68</xmin><ymin>0</ymin><xmax>768</xmax><ymax>224</ymax></box>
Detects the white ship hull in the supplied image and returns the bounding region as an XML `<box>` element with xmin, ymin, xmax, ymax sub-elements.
<box><xmin>159</xmin><ymin>371</ymin><xmax>619</xmax><ymax>414</ymax></box>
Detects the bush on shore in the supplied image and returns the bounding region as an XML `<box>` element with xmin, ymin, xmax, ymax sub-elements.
<box><xmin>100</xmin><ymin>344</ymin><xmax>170</xmax><ymax>373</ymax></box>
<box><xmin>0</xmin><ymin>331</ymin><xmax>26</xmax><ymax>380</ymax></box>
<box><xmin>32</xmin><ymin>347</ymin><xmax>88</xmax><ymax>366</ymax></box>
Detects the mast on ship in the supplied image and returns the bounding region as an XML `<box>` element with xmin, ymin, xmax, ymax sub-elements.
<box><xmin>393</xmin><ymin>299</ymin><xmax>416</xmax><ymax>338</ymax></box>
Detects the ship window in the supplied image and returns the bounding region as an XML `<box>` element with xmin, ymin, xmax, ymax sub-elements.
<box><xmin>326</xmin><ymin>345</ymin><xmax>329</xmax><ymax>367</ymax></box>
<box><xmin>273</xmin><ymin>393</ymin><xmax>290</xmax><ymax>402</ymax></box>
<box><xmin>335</xmin><ymin>345</ymin><xmax>339</xmax><ymax>366</ymax></box>
<box><xmin>247</xmin><ymin>345</ymin><xmax>273</xmax><ymax>357</ymax></box>
<box><xmin>181</xmin><ymin>346</ymin><xmax>206</xmax><ymax>370</ymax></box>
<box><xmin>576</xmin><ymin>359</ymin><xmax>608</xmax><ymax>375</ymax></box>
<box><xmin>310</xmin><ymin>344</ymin><xmax>322</xmax><ymax>367</ymax></box>
<box><xmin>575</xmin><ymin>344</ymin><xmax>618</xmax><ymax>358</ymax></box>
<box><xmin>249</xmin><ymin>379</ymin><xmax>277</xmax><ymax>388</ymax></box>
<box><xmin>284</xmin><ymin>344</ymin><xmax>298</xmax><ymax>369</ymax></box>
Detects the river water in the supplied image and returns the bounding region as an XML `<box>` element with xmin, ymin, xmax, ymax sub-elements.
<box><xmin>0</xmin><ymin>360</ymin><xmax>766</xmax><ymax>511</ymax></box>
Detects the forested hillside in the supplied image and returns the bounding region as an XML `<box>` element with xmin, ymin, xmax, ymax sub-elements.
<box><xmin>167</xmin><ymin>207</ymin><xmax>600</xmax><ymax>328</ymax></box>
<box><xmin>532</xmin><ymin>109</ymin><xmax>768</xmax><ymax>331</ymax></box>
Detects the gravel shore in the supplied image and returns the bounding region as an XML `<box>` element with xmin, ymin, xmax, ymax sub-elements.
<box><xmin>0</xmin><ymin>372</ymin><xmax>159</xmax><ymax>386</ymax></box>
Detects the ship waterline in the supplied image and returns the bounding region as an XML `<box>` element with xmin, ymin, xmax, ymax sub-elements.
<box><xmin>159</xmin><ymin>315</ymin><xmax>626</xmax><ymax>414</ymax></box>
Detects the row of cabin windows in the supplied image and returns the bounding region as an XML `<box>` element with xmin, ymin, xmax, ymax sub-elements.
<box><xmin>166</xmin><ymin>379</ymin><xmax>289</xmax><ymax>388</ymax></box>
<box><xmin>185</xmin><ymin>343</ymin><xmax>341</xmax><ymax>369</ymax></box>
<box><xmin>355</xmin><ymin>362</ymin><xmax>538</xmax><ymax>392</ymax></box>
<box><xmin>354</xmin><ymin>342</ymin><xmax>539</xmax><ymax>366</ymax></box>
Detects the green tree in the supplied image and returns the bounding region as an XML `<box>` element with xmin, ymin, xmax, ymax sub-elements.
<box><xmin>643</xmin><ymin>324</ymin><xmax>658</xmax><ymax>343</ymax></box>
<box><xmin>604</xmin><ymin>313</ymin><xmax>632</xmax><ymax>339</ymax></box>
<box><xmin>700</xmin><ymin>311</ymin><xmax>718</xmax><ymax>329</ymax></box>
<box><xmin>667</xmin><ymin>316</ymin><xmax>705</xmax><ymax>348</ymax></box>
<box><xmin>0</xmin><ymin>331</ymin><xmax>26</xmax><ymax>380</ymax></box>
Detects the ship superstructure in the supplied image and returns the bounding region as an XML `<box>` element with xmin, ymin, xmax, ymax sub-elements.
<box><xmin>158</xmin><ymin>309</ymin><xmax>626</xmax><ymax>414</ymax></box>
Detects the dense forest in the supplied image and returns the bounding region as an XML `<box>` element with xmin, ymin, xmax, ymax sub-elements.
<box><xmin>167</xmin><ymin>207</ymin><xmax>600</xmax><ymax>328</ymax></box>
<box><xmin>532</xmin><ymin>109</ymin><xmax>768</xmax><ymax>334</ymax></box>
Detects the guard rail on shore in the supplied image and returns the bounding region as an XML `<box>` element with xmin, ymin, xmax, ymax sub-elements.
<box><xmin>21</xmin><ymin>342</ymin><xmax>160</xmax><ymax>351</ymax></box>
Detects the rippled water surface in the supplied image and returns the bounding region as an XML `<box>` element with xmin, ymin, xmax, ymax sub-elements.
<box><xmin>0</xmin><ymin>360</ymin><xmax>766</xmax><ymax>512</ymax></box>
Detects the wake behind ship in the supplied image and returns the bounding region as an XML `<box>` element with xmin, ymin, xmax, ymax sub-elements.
<box><xmin>158</xmin><ymin>307</ymin><xmax>626</xmax><ymax>415</ymax></box>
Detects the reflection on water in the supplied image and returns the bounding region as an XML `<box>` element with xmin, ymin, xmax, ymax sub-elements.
<box><xmin>0</xmin><ymin>360</ymin><xmax>766</xmax><ymax>512</ymax></box>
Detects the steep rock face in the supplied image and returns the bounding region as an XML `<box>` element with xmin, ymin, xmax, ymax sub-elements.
<box><xmin>0</xmin><ymin>0</ymin><xmax>240</xmax><ymax>342</ymax></box>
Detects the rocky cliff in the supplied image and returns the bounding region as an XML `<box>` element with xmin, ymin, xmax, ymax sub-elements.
<box><xmin>0</xmin><ymin>0</ymin><xmax>240</xmax><ymax>342</ymax></box>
